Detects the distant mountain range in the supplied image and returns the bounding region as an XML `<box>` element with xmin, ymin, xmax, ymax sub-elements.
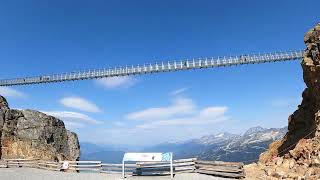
<box><xmin>80</xmin><ymin>126</ymin><xmax>287</xmax><ymax>163</ymax></box>
<box><xmin>80</xmin><ymin>143</ymin><xmax>127</xmax><ymax>163</ymax></box>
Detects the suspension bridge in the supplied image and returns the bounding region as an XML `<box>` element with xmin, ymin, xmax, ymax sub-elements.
<box><xmin>0</xmin><ymin>50</ymin><xmax>304</xmax><ymax>87</ymax></box>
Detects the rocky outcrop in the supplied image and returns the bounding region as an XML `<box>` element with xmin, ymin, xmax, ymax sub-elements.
<box><xmin>260</xmin><ymin>23</ymin><xmax>320</xmax><ymax>161</ymax></box>
<box><xmin>245</xmin><ymin>23</ymin><xmax>320</xmax><ymax>179</ymax></box>
<box><xmin>0</xmin><ymin>95</ymin><xmax>80</xmax><ymax>161</ymax></box>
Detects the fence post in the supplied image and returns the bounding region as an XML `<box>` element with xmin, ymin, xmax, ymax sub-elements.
<box><xmin>170</xmin><ymin>156</ymin><xmax>173</xmax><ymax>179</ymax></box>
<box><xmin>122</xmin><ymin>160</ymin><xmax>125</xmax><ymax>179</ymax></box>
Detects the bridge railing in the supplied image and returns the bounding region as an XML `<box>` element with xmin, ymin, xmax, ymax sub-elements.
<box><xmin>0</xmin><ymin>50</ymin><xmax>304</xmax><ymax>86</ymax></box>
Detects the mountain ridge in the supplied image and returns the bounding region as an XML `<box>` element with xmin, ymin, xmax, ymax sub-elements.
<box><xmin>81</xmin><ymin>126</ymin><xmax>287</xmax><ymax>163</ymax></box>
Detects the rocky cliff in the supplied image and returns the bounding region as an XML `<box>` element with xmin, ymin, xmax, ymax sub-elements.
<box><xmin>0</xmin><ymin>95</ymin><xmax>80</xmax><ymax>161</ymax></box>
<box><xmin>245</xmin><ymin>23</ymin><xmax>320</xmax><ymax>179</ymax></box>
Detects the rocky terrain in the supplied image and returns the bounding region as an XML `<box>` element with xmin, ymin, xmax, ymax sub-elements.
<box><xmin>0</xmin><ymin>95</ymin><xmax>80</xmax><ymax>161</ymax></box>
<box><xmin>245</xmin><ymin>23</ymin><xmax>320</xmax><ymax>179</ymax></box>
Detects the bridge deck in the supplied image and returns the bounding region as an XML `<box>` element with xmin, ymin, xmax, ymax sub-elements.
<box><xmin>0</xmin><ymin>50</ymin><xmax>304</xmax><ymax>86</ymax></box>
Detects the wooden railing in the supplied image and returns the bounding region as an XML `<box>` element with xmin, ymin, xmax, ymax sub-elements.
<box><xmin>0</xmin><ymin>158</ymin><xmax>245</xmax><ymax>178</ymax></box>
<box><xmin>135</xmin><ymin>158</ymin><xmax>196</xmax><ymax>175</ymax></box>
<box><xmin>68</xmin><ymin>161</ymin><xmax>102</xmax><ymax>172</ymax></box>
<box><xmin>195</xmin><ymin>160</ymin><xmax>245</xmax><ymax>178</ymax></box>
<box><xmin>101</xmin><ymin>163</ymin><xmax>136</xmax><ymax>174</ymax></box>
<box><xmin>38</xmin><ymin>160</ymin><xmax>60</xmax><ymax>171</ymax></box>
<box><xmin>5</xmin><ymin>159</ymin><xmax>39</xmax><ymax>168</ymax></box>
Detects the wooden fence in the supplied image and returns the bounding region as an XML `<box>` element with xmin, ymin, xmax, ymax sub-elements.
<box><xmin>0</xmin><ymin>158</ymin><xmax>245</xmax><ymax>179</ymax></box>
<box><xmin>135</xmin><ymin>158</ymin><xmax>195</xmax><ymax>175</ymax></box>
<box><xmin>102</xmin><ymin>163</ymin><xmax>136</xmax><ymax>175</ymax></box>
<box><xmin>195</xmin><ymin>160</ymin><xmax>245</xmax><ymax>178</ymax></box>
<box><xmin>68</xmin><ymin>161</ymin><xmax>102</xmax><ymax>172</ymax></box>
<box><xmin>38</xmin><ymin>160</ymin><xmax>60</xmax><ymax>171</ymax></box>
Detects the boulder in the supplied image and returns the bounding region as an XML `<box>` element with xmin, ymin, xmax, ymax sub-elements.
<box><xmin>0</xmin><ymin>95</ymin><xmax>80</xmax><ymax>161</ymax></box>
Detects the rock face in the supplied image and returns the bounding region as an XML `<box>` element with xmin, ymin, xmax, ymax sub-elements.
<box><xmin>245</xmin><ymin>23</ymin><xmax>320</xmax><ymax>179</ymax></box>
<box><xmin>0</xmin><ymin>95</ymin><xmax>80</xmax><ymax>161</ymax></box>
<box><xmin>260</xmin><ymin>23</ymin><xmax>320</xmax><ymax>161</ymax></box>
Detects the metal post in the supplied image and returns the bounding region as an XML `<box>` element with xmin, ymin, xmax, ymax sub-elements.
<box><xmin>170</xmin><ymin>153</ymin><xmax>173</xmax><ymax>179</ymax></box>
<box><xmin>122</xmin><ymin>160</ymin><xmax>125</xmax><ymax>179</ymax></box>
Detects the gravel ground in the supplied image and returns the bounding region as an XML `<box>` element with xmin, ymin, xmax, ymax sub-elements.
<box><xmin>0</xmin><ymin>168</ymin><xmax>232</xmax><ymax>180</ymax></box>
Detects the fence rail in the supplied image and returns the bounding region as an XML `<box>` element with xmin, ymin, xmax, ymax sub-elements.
<box><xmin>102</xmin><ymin>163</ymin><xmax>136</xmax><ymax>174</ymax></box>
<box><xmin>135</xmin><ymin>158</ymin><xmax>196</xmax><ymax>175</ymax></box>
<box><xmin>0</xmin><ymin>50</ymin><xmax>304</xmax><ymax>87</ymax></box>
<box><xmin>195</xmin><ymin>160</ymin><xmax>245</xmax><ymax>178</ymax></box>
<box><xmin>0</xmin><ymin>158</ymin><xmax>245</xmax><ymax>178</ymax></box>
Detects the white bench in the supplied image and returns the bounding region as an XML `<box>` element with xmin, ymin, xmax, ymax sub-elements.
<box><xmin>122</xmin><ymin>152</ymin><xmax>173</xmax><ymax>179</ymax></box>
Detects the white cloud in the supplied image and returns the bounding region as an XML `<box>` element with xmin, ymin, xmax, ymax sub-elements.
<box><xmin>96</xmin><ymin>76</ymin><xmax>136</xmax><ymax>89</ymax></box>
<box><xmin>0</xmin><ymin>87</ymin><xmax>26</xmax><ymax>98</ymax></box>
<box><xmin>113</xmin><ymin>121</ymin><xmax>126</xmax><ymax>127</ymax></box>
<box><xmin>126</xmin><ymin>97</ymin><xmax>195</xmax><ymax>121</ymax></box>
<box><xmin>198</xmin><ymin>107</ymin><xmax>228</xmax><ymax>120</ymax></box>
<box><xmin>63</xmin><ymin>121</ymin><xmax>85</xmax><ymax>129</ymax></box>
<box><xmin>43</xmin><ymin>111</ymin><xmax>104</xmax><ymax>125</ymax></box>
<box><xmin>75</xmin><ymin>95</ymin><xmax>230</xmax><ymax>146</ymax></box>
<box><xmin>136</xmin><ymin>106</ymin><xmax>228</xmax><ymax>129</ymax></box>
<box><xmin>125</xmin><ymin>96</ymin><xmax>229</xmax><ymax>129</ymax></box>
<box><xmin>170</xmin><ymin>88</ymin><xmax>188</xmax><ymax>96</ymax></box>
<box><xmin>60</xmin><ymin>97</ymin><xmax>101</xmax><ymax>113</ymax></box>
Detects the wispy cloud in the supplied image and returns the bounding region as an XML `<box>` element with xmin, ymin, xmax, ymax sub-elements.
<box><xmin>170</xmin><ymin>88</ymin><xmax>188</xmax><ymax>96</ymax></box>
<box><xmin>0</xmin><ymin>87</ymin><xmax>26</xmax><ymax>98</ymax></box>
<box><xmin>60</xmin><ymin>97</ymin><xmax>101</xmax><ymax>113</ymax></box>
<box><xmin>80</xmin><ymin>95</ymin><xmax>230</xmax><ymax>145</ymax></box>
<box><xmin>113</xmin><ymin>121</ymin><xmax>126</xmax><ymax>127</ymax></box>
<box><xmin>63</xmin><ymin>121</ymin><xmax>85</xmax><ymax>129</ymax></box>
<box><xmin>43</xmin><ymin>111</ymin><xmax>103</xmax><ymax>126</ymax></box>
<box><xmin>96</xmin><ymin>76</ymin><xmax>136</xmax><ymax>89</ymax></box>
<box><xmin>83</xmin><ymin>103</ymin><xmax>229</xmax><ymax>145</ymax></box>
<box><xmin>126</xmin><ymin>97</ymin><xmax>195</xmax><ymax>121</ymax></box>
<box><xmin>136</xmin><ymin>106</ymin><xmax>228</xmax><ymax>129</ymax></box>
<box><xmin>125</xmin><ymin>96</ymin><xmax>229</xmax><ymax>129</ymax></box>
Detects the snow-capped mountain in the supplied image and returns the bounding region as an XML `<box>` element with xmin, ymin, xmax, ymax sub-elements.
<box><xmin>195</xmin><ymin>132</ymin><xmax>238</xmax><ymax>145</ymax></box>
<box><xmin>81</xmin><ymin>126</ymin><xmax>287</xmax><ymax>163</ymax></box>
<box><xmin>199</xmin><ymin>126</ymin><xmax>287</xmax><ymax>162</ymax></box>
<box><xmin>144</xmin><ymin>126</ymin><xmax>287</xmax><ymax>163</ymax></box>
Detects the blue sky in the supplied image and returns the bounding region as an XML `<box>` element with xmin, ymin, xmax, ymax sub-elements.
<box><xmin>0</xmin><ymin>0</ymin><xmax>319</xmax><ymax>146</ymax></box>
